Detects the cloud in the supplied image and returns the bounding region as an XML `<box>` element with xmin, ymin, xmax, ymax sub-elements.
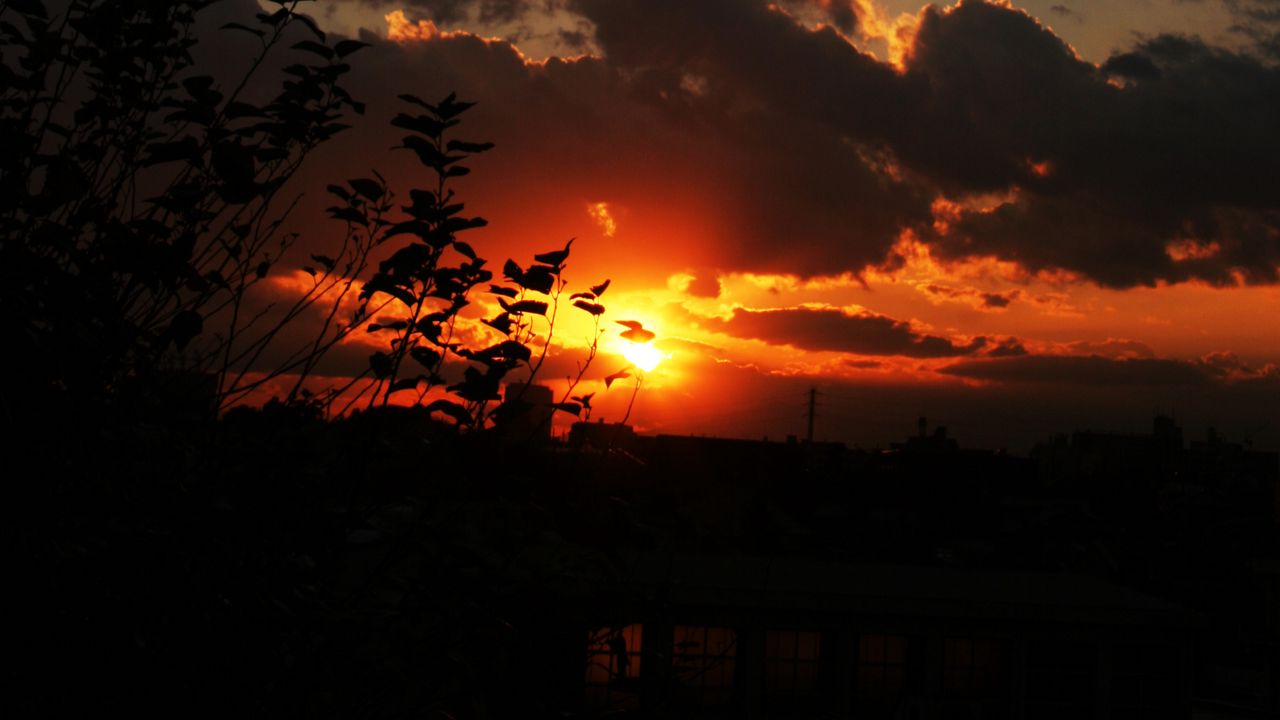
<box><xmin>704</xmin><ymin>305</ymin><xmax>988</xmax><ymax>358</ymax></box>
<box><xmin>218</xmin><ymin>0</ymin><xmax>1280</xmax><ymax>295</ymax></box>
<box><xmin>938</xmin><ymin>354</ymin><xmax>1215</xmax><ymax>386</ymax></box>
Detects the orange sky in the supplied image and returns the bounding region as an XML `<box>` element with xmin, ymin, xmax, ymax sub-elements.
<box><xmin>216</xmin><ymin>0</ymin><xmax>1280</xmax><ymax>451</ymax></box>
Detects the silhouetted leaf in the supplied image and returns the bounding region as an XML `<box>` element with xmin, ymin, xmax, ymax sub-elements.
<box><xmin>348</xmin><ymin>177</ymin><xmax>382</xmax><ymax>201</ymax></box>
<box><xmin>291</xmin><ymin>12</ymin><xmax>325</xmax><ymax>40</ymax></box>
<box><xmin>488</xmin><ymin>285</ymin><xmax>518</xmax><ymax>298</ymax></box>
<box><xmin>221</xmin><ymin>21</ymin><xmax>264</xmax><ymax>38</ymax></box>
<box><xmin>368</xmin><ymin>351</ymin><xmax>392</xmax><ymax>378</ymax></box>
<box><xmin>327</xmin><ymin>206</ymin><xmax>367</xmax><ymax>226</ymax></box>
<box><xmin>512</xmin><ymin>300</ymin><xmax>549</xmax><ymax>316</ymax></box>
<box><xmin>142</xmin><ymin>137</ymin><xmax>200</xmax><ymax>166</ymax></box>
<box><xmin>483</xmin><ymin>313</ymin><xmax>513</xmax><ymax>335</ymax></box>
<box><xmin>617</xmin><ymin>320</ymin><xmax>655</xmax><ymax>343</ymax></box>
<box><xmin>519</xmin><ymin>265</ymin><xmax>555</xmax><ymax>294</ymax></box>
<box><xmin>389</xmin><ymin>377</ymin><xmax>420</xmax><ymax>393</ymax></box>
<box><xmin>604</xmin><ymin>369</ymin><xmax>631</xmax><ymax>389</ymax></box>
<box><xmin>572</xmin><ymin>393</ymin><xmax>595</xmax><ymax>409</ymax></box>
<box><xmin>554</xmin><ymin>402</ymin><xmax>582</xmax><ymax>416</ymax></box>
<box><xmin>310</xmin><ymin>254</ymin><xmax>336</xmax><ymax>271</ymax></box>
<box><xmin>453</xmin><ymin>241</ymin><xmax>476</xmax><ymax>260</ymax></box>
<box><xmin>591</xmin><ymin>279</ymin><xmax>611</xmax><ymax>297</ymax></box>
<box><xmin>410</xmin><ymin>346</ymin><xmax>441</xmax><ymax>370</ymax></box>
<box><xmin>182</xmin><ymin>75</ymin><xmax>215</xmax><ymax>98</ymax></box>
<box><xmin>570</xmin><ymin>291</ymin><xmax>595</xmax><ymax>300</ymax></box>
<box><xmin>170</xmin><ymin>311</ymin><xmax>203</xmax><ymax>350</ymax></box>
<box><xmin>334</xmin><ymin>39</ymin><xmax>370</xmax><ymax>58</ymax></box>
<box><xmin>446</xmin><ymin>139</ymin><xmax>495</xmax><ymax>153</ymax></box>
<box><xmin>425</xmin><ymin>399</ymin><xmax>471</xmax><ymax>425</ymax></box>
<box><xmin>534</xmin><ymin>238</ymin><xmax>573</xmax><ymax>267</ymax></box>
<box><xmin>255</xmin><ymin>261</ymin><xmax>270</xmax><ymax>278</ymax></box>
<box><xmin>574</xmin><ymin>300</ymin><xmax>605</xmax><ymax>316</ymax></box>
<box><xmin>9</xmin><ymin>0</ymin><xmax>48</xmax><ymax>19</ymax></box>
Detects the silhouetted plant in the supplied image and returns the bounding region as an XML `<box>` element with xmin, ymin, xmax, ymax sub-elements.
<box><xmin>354</xmin><ymin>94</ymin><xmax>613</xmax><ymax>432</ymax></box>
<box><xmin>1</xmin><ymin>0</ymin><xmax>368</xmax><ymax>420</ymax></box>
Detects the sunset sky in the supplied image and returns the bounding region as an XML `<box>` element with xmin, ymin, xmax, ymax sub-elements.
<box><xmin>210</xmin><ymin>0</ymin><xmax>1280</xmax><ymax>451</ymax></box>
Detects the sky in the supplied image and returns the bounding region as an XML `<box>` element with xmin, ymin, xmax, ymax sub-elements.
<box><xmin>212</xmin><ymin>0</ymin><xmax>1280</xmax><ymax>451</ymax></box>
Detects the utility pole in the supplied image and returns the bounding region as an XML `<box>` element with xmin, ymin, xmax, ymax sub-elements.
<box><xmin>806</xmin><ymin>387</ymin><xmax>817</xmax><ymax>443</ymax></box>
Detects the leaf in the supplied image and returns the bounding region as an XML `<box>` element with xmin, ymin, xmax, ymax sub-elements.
<box><xmin>221</xmin><ymin>21</ymin><xmax>265</xmax><ymax>37</ymax></box>
<box><xmin>570</xmin><ymin>291</ymin><xmax>595</xmax><ymax>300</ymax></box>
<box><xmin>620</xmin><ymin>327</ymin><xmax>656</xmax><ymax>343</ymax></box>
<box><xmin>498</xmin><ymin>299</ymin><xmax>548</xmax><ymax>316</ymax></box>
<box><xmin>170</xmin><ymin>310</ymin><xmax>203</xmax><ymax>350</ymax></box>
<box><xmin>291</xmin><ymin>40</ymin><xmax>333</xmax><ymax>60</ymax></box>
<box><xmin>368</xmin><ymin>351</ymin><xmax>392</xmax><ymax>379</ymax></box>
<box><xmin>9</xmin><ymin>0</ymin><xmax>48</xmax><ymax>19</ymax></box>
<box><xmin>502</xmin><ymin>259</ymin><xmax>524</xmax><ymax>282</ymax></box>
<box><xmin>518</xmin><ymin>265</ymin><xmax>556</xmax><ymax>294</ymax></box>
<box><xmin>590</xmin><ymin>279</ymin><xmax>611</xmax><ymax>297</ymax></box>
<box><xmin>255</xmin><ymin>261</ymin><xmax>270</xmax><ymax>278</ymax></box>
<box><xmin>572</xmin><ymin>393</ymin><xmax>595</xmax><ymax>409</ymax></box>
<box><xmin>604</xmin><ymin>369</ymin><xmax>631</xmax><ymax>389</ymax></box>
<box><xmin>348</xmin><ymin>177</ymin><xmax>383</xmax><ymax>201</ymax></box>
<box><xmin>310</xmin><ymin>254</ymin><xmax>336</xmax><ymax>271</ymax></box>
<box><xmin>617</xmin><ymin>320</ymin><xmax>655</xmax><ymax>343</ymax></box>
<box><xmin>425</xmin><ymin>399</ymin><xmax>471</xmax><ymax>425</ymax></box>
<box><xmin>446</xmin><ymin>139</ymin><xmax>495</xmax><ymax>153</ymax></box>
<box><xmin>410</xmin><ymin>346</ymin><xmax>442</xmax><ymax>370</ymax></box>
<box><xmin>182</xmin><ymin>75</ymin><xmax>215</xmax><ymax>98</ymax></box>
<box><xmin>488</xmin><ymin>285</ymin><xmax>518</xmax><ymax>298</ymax></box>
<box><xmin>573</xmin><ymin>300</ymin><xmax>605</xmax><ymax>316</ymax></box>
<box><xmin>453</xmin><ymin>241</ymin><xmax>477</xmax><ymax>260</ymax></box>
<box><xmin>389</xmin><ymin>377</ymin><xmax>420</xmax><ymax>394</ymax></box>
<box><xmin>533</xmin><ymin>238</ymin><xmax>573</xmax><ymax>268</ymax></box>
<box><xmin>553</xmin><ymin>402</ymin><xmax>582</xmax><ymax>416</ymax></box>
<box><xmin>334</xmin><ymin>39</ymin><xmax>371</xmax><ymax>58</ymax></box>
<box><xmin>483</xmin><ymin>313</ymin><xmax>513</xmax><ymax>335</ymax></box>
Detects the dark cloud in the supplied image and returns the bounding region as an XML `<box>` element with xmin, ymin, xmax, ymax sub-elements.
<box><xmin>684</xmin><ymin>273</ymin><xmax>722</xmax><ymax>299</ymax></box>
<box><xmin>358</xmin><ymin>0</ymin><xmax>540</xmax><ymax>25</ymax></box>
<box><xmin>1048</xmin><ymin>5</ymin><xmax>1082</xmax><ymax>22</ymax></box>
<box><xmin>986</xmin><ymin>339</ymin><xmax>1027</xmax><ymax>357</ymax></box>
<box><xmin>706</xmin><ymin>306</ymin><xmax>987</xmax><ymax>358</ymax></box>
<box><xmin>900</xmin><ymin>3</ymin><xmax>1280</xmax><ymax>287</ymax></box>
<box><xmin>939</xmin><ymin>354</ymin><xmax>1215</xmax><ymax>386</ymax></box>
<box><xmin>218</xmin><ymin>0</ymin><xmax>1280</xmax><ymax>291</ymax></box>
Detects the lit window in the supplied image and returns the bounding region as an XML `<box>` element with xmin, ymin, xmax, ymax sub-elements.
<box><xmin>765</xmin><ymin>630</ymin><xmax>821</xmax><ymax>711</ymax></box>
<box><xmin>673</xmin><ymin>625</ymin><xmax>737</xmax><ymax>706</ymax></box>
<box><xmin>855</xmin><ymin>634</ymin><xmax>907</xmax><ymax>698</ymax></box>
<box><xmin>943</xmin><ymin>637</ymin><xmax>1002</xmax><ymax>695</ymax></box>
<box><xmin>585</xmin><ymin>625</ymin><xmax>642</xmax><ymax>710</ymax></box>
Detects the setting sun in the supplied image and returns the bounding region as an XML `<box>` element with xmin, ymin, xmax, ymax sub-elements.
<box><xmin>623</xmin><ymin>342</ymin><xmax>664</xmax><ymax>372</ymax></box>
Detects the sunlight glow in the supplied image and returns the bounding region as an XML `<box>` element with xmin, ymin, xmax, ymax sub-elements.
<box><xmin>623</xmin><ymin>342</ymin><xmax>664</xmax><ymax>372</ymax></box>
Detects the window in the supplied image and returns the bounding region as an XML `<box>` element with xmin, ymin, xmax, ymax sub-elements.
<box><xmin>943</xmin><ymin>637</ymin><xmax>1002</xmax><ymax>696</ymax></box>
<box><xmin>1025</xmin><ymin>639</ymin><xmax>1097</xmax><ymax>719</ymax></box>
<box><xmin>585</xmin><ymin>625</ymin><xmax>642</xmax><ymax>710</ymax></box>
<box><xmin>1109</xmin><ymin>643</ymin><xmax>1179</xmax><ymax>720</ymax></box>
<box><xmin>673</xmin><ymin>625</ymin><xmax>737</xmax><ymax>706</ymax></box>
<box><xmin>855</xmin><ymin>634</ymin><xmax>907</xmax><ymax>698</ymax></box>
<box><xmin>765</xmin><ymin>630</ymin><xmax>821</xmax><ymax>710</ymax></box>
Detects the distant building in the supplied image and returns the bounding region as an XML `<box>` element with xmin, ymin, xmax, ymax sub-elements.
<box><xmin>569</xmin><ymin>552</ymin><xmax>1192</xmax><ymax>719</ymax></box>
<box><xmin>502</xmin><ymin>382</ymin><xmax>555</xmax><ymax>441</ymax></box>
<box><xmin>569</xmin><ymin>419</ymin><xmax>637</xmax><ymax>451</ymax></box>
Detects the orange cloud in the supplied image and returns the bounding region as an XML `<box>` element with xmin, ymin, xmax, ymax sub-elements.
<box><xmin>587</xmin><ymin>201</ymin><xmax>617</xmax><ymax>237</ymax></box>
<box><xmin>385</xmin><ymin>10</ymin><xmax>442</xmax><ymax>43</ymax></box>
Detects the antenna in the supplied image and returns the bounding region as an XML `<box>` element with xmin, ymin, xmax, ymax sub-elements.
<box><xmin>807</xmin><ymin>387</ymin><xmax>817</xmax><ymax>443</ymax></box>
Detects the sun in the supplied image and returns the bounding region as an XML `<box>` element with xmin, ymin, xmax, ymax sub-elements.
<box><xmin>622</xmin><ymin>342</ymin><xmax>664</xmax><ymax>372</ymax></box>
